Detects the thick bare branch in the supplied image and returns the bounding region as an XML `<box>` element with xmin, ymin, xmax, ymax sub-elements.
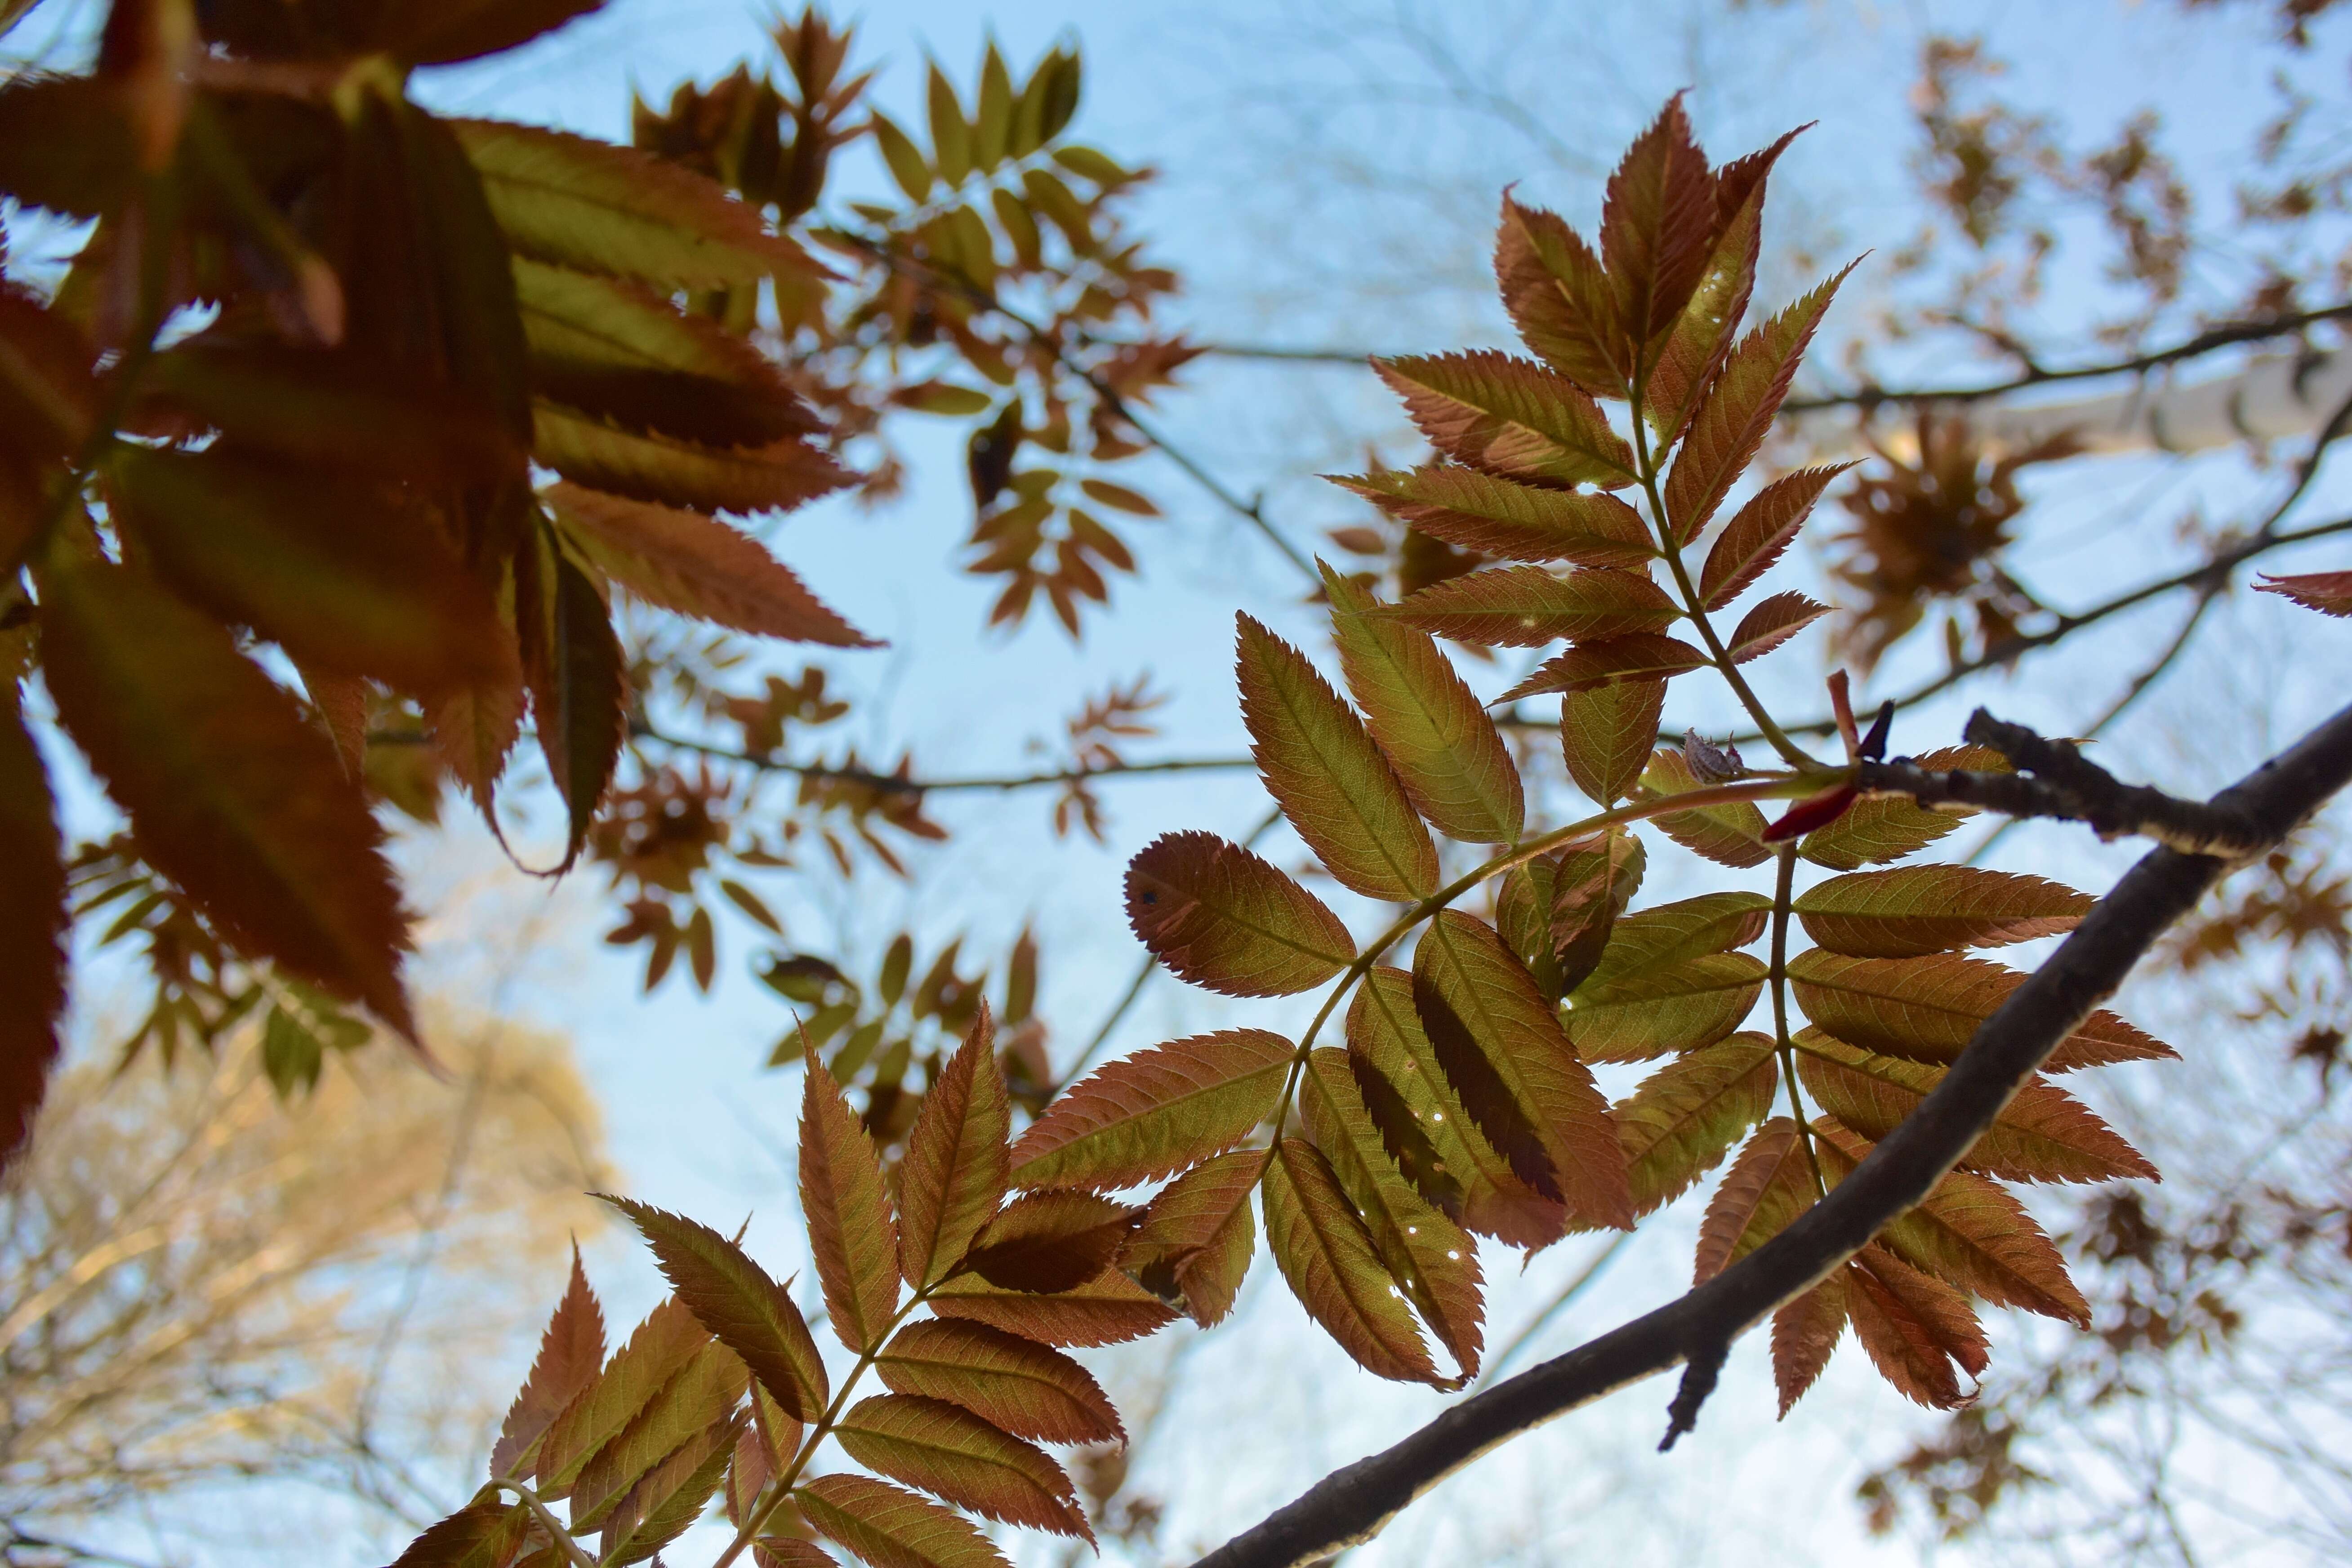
<box><xmin>1189</xmin><ymin>699</ymin><xmax>2352</xmax><ymax>1568</ymax></box>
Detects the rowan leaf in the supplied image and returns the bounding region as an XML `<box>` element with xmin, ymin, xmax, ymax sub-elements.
<box><xmin>388</xmin><ymin>1502</ymin><xmax>531</xmax><ymax>1568</ymax></box>
<box><xmin>1348</xmin><ymin>967</ymin><xmax>1565</xmax><ymax>1247</ymax></box>
<box><xmin>1374</xmin><ymin>351</ymin><xmax>1635</xmax><ymax>487</ymax></box>
<box><xmin>878</xmin><ymin>1319</ymin><xmax>1123</xmax><ymax>1447</ymax></box>
<box><xmin>1812</xmin><ymin>1118</ymin><xmax>2089</xmax><ymax>1325</ymax></box>
<box><xmin>1770</xmin><ymin>1270</ymin><xmax>1847</xmax><ymax>1417</ymax></box>
<box><xmin>1236</xmin><ymin>612</ymin><xmax>1437</xmax><ymax>901</ymax></box>
<box><xmin>567</xmin><ymin>1338</ymin><xmax>748</xmax><ymax>1529</ymax></box>
<box><xmin>1414</xmin><ymin>911</ymin><xmax>1632</xmax><ymax>1230</ymax></box>
<box><xmin>1727</xmin><ymin>591</ymin><xmax>1829</xmax><ymax>663</ymax></box>
<box><xmin>1801</xmin><ymin>744</ymin><xmax>2013</xmax><ymax>868</ymax></box>
<box><xmin>1581</xmin><ymin>891</ymin><xmax>1772</xmax><ymax>983</ymax></box>
<box><xmin>958</xmin><ymin>1190</ymin><xmax>1138</xmax><ymax>1294</ymax></box>
<box><xmin>37</xmin><ymin>549</ymin><xmax>415</xmax><ymax>1038</ymax></box>
<box><xmin>600</xmin><ymin>1197</ymin><xmax>829</xmax><ymax>1421</ymax></box>
<box><xmin>1844</xmin><ymin>1244</ymin><xmax>1988</xmax><ymax>1409</ymax></box>
<box><xmin>1568</xmin><ymin>955</ymin><xmax>1766</xmax><ymax>1063</ymax></box>
<box><xmin>1124</xmin><ymin>832</ymin><xmax>1351</xmax><ymax>998</ymax></box>
<box><xmin>1497</xmin><ymin>634</ymin><xmax>1706</xmax><ymax>704</ymax></box>
<box><xmin>1793</xmin><ymin>1029</ymin><xmax>2158</xmax><ymax>1183</ymax></box>
<box><xmin>1615</xmin><ymin>1033</ymin><xmax>1779</xmax><ymax>1216</ymax></box>
<box><xmin>1301</xmin><ymin>1048</ymin><xmax>1485</xmax><ymax>1381</ymax></box>
<box><xmin>0</xmin><ymin>699</ymin><xmax>64</xmax><ymax>1164</ymax></box>
<box><xmin>801</xmin><ymin>1059</ymin><xmax>902</xmax><ymax>1353</ymax></box>
<box><xmin>453</xmin><ymin>118</ymin><xmax>818</xmax><ymax>286</ymax></box>
<box><xmin>1795</xmin><ymin>865</ymin><xmax>2094</xmax><ymax>958</ymax></box>
<box><xmin>1600</xmin><ymin>95</ymin><xmax>1718</xmax><ymax>344</ymax></box>
<box><xmin>897</xmin><ymin>1007</ymin><xmax>1012</xmax><ymax>1289</ymax></box>
<box><xmin>2255</xmin><ymin>570</ymin><xmax>2352</xmax><ymax>617</ymax></box>
<box><xmin>1009</xmin><ymin>1028</ymin><xmax>1291</xmax><ymax>1191</ymax></box>
<box><xmin>519</xmin><ymin>541</ymin><xmax>626</xmax><ymax>871</ymax></box>
<box><xmin>535</xmin><ymin>401</ymin><xmax>848</xmax><ymax>515</ymax></box>
<box><xmin>1527</xmin><ymin>830</ymin><xmax>1647</xmax><ymax>995</ymax></box>
<box><xmin>105</xmin><ymin>445</ymin><xmax>513</xmax><ymax>697</ymax></box>
<box><xmin>1662</xmin><ymin>263</ymin><xmax>1855</xmax><ymax>542</ymax></box>
<box><xmin>1693</xmin><ymin>1116</ymin><xmax>1816</xmax><ymax>1282</ymax></box>
<box><xmin>1697</xmin><ymin>464</ymin><xmax>1853</xmax><ymax>609</ymax></box>
<box><xmin>927</xmin><ymin>1267</ymin><xmax>1175</xmax><ymax>1347</ymax></box>
<box><xmin>870</xmin><ymin>112</ymin><xmax>934</xmax><ymax>201</ymax></box>
<box><xmin>1118</xmin><ymin>1148</ymin><xmax>1261</xmax><ymax>1326</ymax></box>
<box><xmin>598</xmin><ymin>1414</ymin><xmax>741</xmax><ymax>1566</ymax></box>
<box><xmin>835</xmin><ymin>1395</ymin><xmax>1091</xmax><ymax>1541</ymax></box>
<box><xmin>1328</xmin><ymin>465</ymin><xmax>1652</xmax><ymax>567</ymax></box>
<box><xmin>1787</xmin><ymin>949</ymin><xmax>2172</xmax><ymax>1071</ymax></box>
<box><xmin>1495</xmin><ymin>194</ymin><xmax>1625</xmax><ymax>395</ymax></box>
<box><xmin>1262</xmin><ymin>1138</ymin><xmax>1439</xmax><ymax>1383</ymax></box>
<box><xmin>1325</xmin><ymin>565</ymin><xmax>1525</xmax><ymax>843</ymax></box>
<box><xmin>1644</xmin><ymin>131</ymin><xmax>1800</xmax><ymax>442</ymax></box>
<box><xmin>548</xmin><ymin>483</ymin><xmax>868</xmax><ymax>646</ymax></box>
<box><xmin>1376</xmin><ymin>565</ymin><xmax>1678</xmax><ymax>648</ymax></box>
<box><xmin>492</xmin><ymin>1245</ymin><xmax>606</xmax><ymax>1481</ymax></box>
<box><xmin>796</xmin><ymin>1472</ymin><xmax>1011</xmax><ymax>1568</ymax></box>
<box><xmin>537</xmin><ymin>1298</ymin><xmax>710</xmax><ymax>1494</ymax></box>
<box><xmin>1635</xmin><ymin>747</ymin><xmax>1770</xmax><ymax>867</ymax></box>
<box><xmin>1559</xmin><ymin>678</ymin><xmax>1666</xmax><ymax>805</ymax></box>
<box><xmin>752</xmin><ymin>1540</ymin><xmax>839</xmax><ymax>1568</ymax></box>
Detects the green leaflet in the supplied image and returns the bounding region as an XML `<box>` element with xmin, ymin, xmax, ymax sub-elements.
<box><xmin>834</xmin><ymin>1394</ymin><xmax>1091</xmax><ymax>1541</ymax></box>
<box><xmin>1794</xmin><ymin>864</ymin><xmax>2093</xmax><ymax>958</ymax></box>
<box><xmin>1568</xmin><ymin>953</ymin><xmax>1766</xmax><ymax>1063</ymax></box>
<box><xmin>1007</xmin><ymin>1028</ymin><xmax>1292</xmax><ymax>1190</ymax></box>
<box><xmin>1262</xmin><ymin>1138</ymin><xmax>1439</xmax><ymax>1384</ymax></box>
<box><xmin>1615</xmin><ymin>1033</ymin><xmax>1779</xmax><ymax>1216</ymax></box>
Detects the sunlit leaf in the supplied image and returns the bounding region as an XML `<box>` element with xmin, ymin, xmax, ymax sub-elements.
<box><xmin>1123</xmin><ymin>831</ymin><xmax>1352</xmax><ymax>998</ymax></box>
<box><xmin>1376</xmin><ymin>565</ymin><xmax>1677</xmax><ymax>648</ymax></box>
<box><xmin>1009</xmin><ymin>1029</ymin><xmax>1292</xmax><ymax>1191</ymax></box>
<box><xmin>1497</xmin><ymin>634</ymin><xmax>1706</xmax><ymax>704</ymax></box>
<box><xmin>899</xmin><ymin>1007</ymin><xmax>1013</xmax><ymax>1288</ymax></box>
<box><xmin>958</xmin><ymin>1189</ymin><xmax>1137</xmax><ymax>1294</ymax></box>
<box><xmin>598</xmin><ymin>1413</ymin><xmax>740</xmax><ymax>1565</ymax></box>
<box><xmin>1495</xmin><ymin>195</ymin><xmax>1624</xmax><ymax>396</ymax></box>
<box><xmin>1692</xmin><ymin>1116</ymin><xmax>1816</xmax><ymax>1282</ymax></box>
<box><xmin>492</xmin><ymin>1245</ymin><xmax>607</xmax><ymax>1480</ymax></box>
<box><xmin>1787</xmin><ymin>949</ymin><xmax>2172</xmax><ymax>1070</ymax></box>
<box><xmin>1615</xmin><ymin>1032</ymin><xmax>1779</xmax><ymax>1215</ymax></box>
<box><xmin>1581</xmin><ymin>891</ymin><xmax>1771</xmax><ymax>982</ymax></box>
<box><xmin>1118</xmin><ymin>1148</ymin><xmax>1260</xmax><ymax>1327</ymax></box>
<box><xmin>38</xmin><ymin>549</ymin><xmax>416</xmax><ymax>1038</ymax></box>
<box><xmin>797</xmin><ymin>1472</ymin><xmax>1011</xmax><ymax>1568</ymax></box>
<box><xmin>1374</xmin><ymin>352</ymin><xmax>1635</xmax><ymax>487</ymax></box>
<box><xmin>1793</xmin><ymin>1029</ymin><xmax>2157</xmax><ymax>1183</ymax></box>
<box><xmin>835</xmin><ymin>1395</ymin><xmax>1091</xmax><ymax>1541</ymax></box>
<box><xmin>1329</xmin><ymin>465</ymin><xmax>1652</xmax><ymax>567</ymax></box>
<box><xmin>1644</xmin><ymin>130</ymin><xmax>1799</xmax><ymax>441</ymax></box>
<box><xmin>1568</xmin><ymin>955</ymin><xmax>1766</xmax><ymax>1064</ymax></box>
<box><xmin>536</xmin><ymin>1298</ymin><xmax>710</xmax><ymax>1494</ymax></box>
<box><xmin>1262</xmin><ymin>1138</ymin><xmax>1439</xmax><ymax>1383</ymax></box>
<box><xmin>1635</xmin><ymin>747</ymin><xmax>1769</xmax><ymax>868</ymax></box>
<box><xmin>1794</xmin><ymin>865</ymin><xmax>2093</xmax><ymax>958</ymax></box>
<box><xmin>1236</xmin><ymin>612</ymin><xmax>1438</xmax><ymax>901</ymax></box>
<box><xmin>1559</xmin><ymin>678</ymin><xmax>1666</xmax><ymax>805</ymax></box>
<box><xmin>801</xmin><ymin>1059</ymin><xmax>902</xmax><ymax>1353</ymax></box>
<box><xmin>568</xmin><ymin>1338</ymin><xmax>746</xmax><ymax>1529</ymax></box>
<box><xmin>927</xmin><ymin>1267</ymin><xmax>1175</xmax><ymax>1348</ymax></box>
<box><xmin>1726</xmin><ymin>591</ymin><xmax>1829</xmax><ymax>663</ymax></box>
<box><xmin>878</xmin><ymin>1319</ymin><xmax>1123</xmax><ymax>1447</ymax></box>
<box><xmin>1600</xmin><ymin>95</ymin><xmax>1717</xmax><ymax>344</ymax></box>
<box><xmin>387</xmin><ymin>1502</ymin><xmax>530</xmax><ymax>1568</ymax></box>
<box><xmin>1697</xmin><ymin>465</ymin><xmax>1853</xmax><ymax>610</ymax></box>
<box><xmin>1801</xmin><ymin>744</ymin><xmax>2010</xmax><ymax>869</ymax></box>
<box><xmin>600</xmin><ymin>1196</ymin><xmax>829</xmax><ymax>1421</ymax></box>
<box><xmin>1844</xmin><ymin>1244</ymin><xmax>1987</xmax><ymax>1410</ymax></box>
<box><xmin>1325</xmin><ymin>564</ymin><xmax>1525</xmax><ymax>844</ymax></box>
<box><xmin>1415</xmin><ymin>911</ymin><xmax>1631</xmax><ymax>1231</ymax></box>
<box><xmin>1770</xmin><ymin>1270</ymin><xmax>1846</xmax><ymax>1417</ymax></box>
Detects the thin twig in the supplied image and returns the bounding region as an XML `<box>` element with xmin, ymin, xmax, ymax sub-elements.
<box><xmin>632</xmin><ymin>721</ymin><xmax>1256</xmax><ymax>796</ymax></box>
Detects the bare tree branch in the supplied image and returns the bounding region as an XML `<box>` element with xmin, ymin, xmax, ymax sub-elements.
<box><xmin>1188</xmin><ymin>699</ymin><xmax>2352</xmax><ymax>1568</ymax></box>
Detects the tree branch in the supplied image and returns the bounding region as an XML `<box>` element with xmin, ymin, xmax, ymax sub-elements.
<box><xmin>630</xmin><ymin>722</ymin><xmax>1257</xmax><ymax>795</ymax></box>
<box><xmin>1188</xmin><ymin>699</ymin><xmax>2352</xmax><ymax>1568</ymax></box>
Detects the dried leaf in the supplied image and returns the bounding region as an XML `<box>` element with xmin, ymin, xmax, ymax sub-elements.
<box><xmin>878</xmin><ymin>1319</ymin><xmax>1123</xmax><ymax>1447</ymax></box>
<box><xmin>899</xmin><ymin>1008</ymin><xmax>1012</xmax><ymax>1289</ymax></box>
<box><xmin>1348</xmin><ymin>967</ymin><xmax>1565</xmax><ymax>1247</ymax></box>
<box><xmin>492</xmin><ymin>1245</ymin><xmax>606</xmax><ymax>1480</ymax></box>
<box><xmin>1376</xmin><ymin>565</ymin><xmax>1677</xmax><ymax>648</ymax></box>
<box><xmin>1794</xmin><ymin>865</ymin><xmax>2093</xmax><ymax>958</ymax></box>
<box><xmin>1329</xmin><ymin>465</ymin><xmax>1652</xmax><ymax>567</ymax></box>
<box><xmin>1237</xmin><ymin>612</ymin><xmax>1438</xmax><ymax>901</ymax></box>
<box><xmin>1787</xmin><ymin>949</ymin><xmax>2172</xmax><ymax>1071</ymax></box>
<box><xmin>801</xmin><ymin>1059</ymin><xmax>902</xmax><ymax>1352</ymax></box>
<box><xmin>927</xmin><ymin>1267</ymin><xmax>1175</xmax><ymax>1348</ymax></box>
<box><xmin>1635</xmin><ymin>747</ymin><xmax>1770</xmax><ymax>868</ymax></box>
<box><xmin>1374</xmin><ymin>351</ymin><xmax>1634</xmax><ymax>487</ymax></box>
<box><xmin>1726</xmin><ymin>591</ymin><xmax>1829</xmax><ymax>663</ymax></box>
<box><xmin>38</xmin><ymin>549</ymin><xmax>416</xmax><ymax>1038</ymax></box>
<box><xmin>1118</xmin><ymin>1148</ymin><xmax>1260</xmax><ymax>1326</ymax></box>
<box><xmin>1415</xmin><ymin>911</ymin><xmax>1631</xmax><ymax>1231</ymax></box>
<box><xmin>1123</xmin><ymin>831</ymin><xmax>1352</xmax><ymax>998</ymax></box>
<box><xmin>1325</xmin><ymin>565</ymin><xmax>1525</xmax><ymax>844</ymax></box>
<box><xmin>1794</xmin><ymin>1029</ymin><xmax>2157</xmax><ymax>1183</ymax></box>
<box><xmin>0</xmin><ymin>699</ymin><xmax>64</xmax><ymax>1164</ymax></box>
<box><xmin>1009</xmin><ymin>1029</ymin><xmax>1291</xmax><ymax>1192</ymax></box>
<box><xmin>1615</xmin><ymin>1033</ymin><xmax>1780</xmax><ymax>1216</ymax></box>
<box><xmin>1559</xmin><ymin>678</ymin><xmax>1666</xmax><ymax>805</ymax></box>
<box><xmin>958</xmin><ymin>1189</ymin><xmax>1137</xmax><ymax>1294</ymax></box>
<box><xmin>796</xmin><ymin>1472</ymin><xmax>1011</xmax><ymax>1568</ymax></box>
<box><xmin>454</xmin><ymin>118</ymin><xmax>820</xmax><ymax>286</ymax></box>
<box><xmin>549</xmin><ymin>483</ymin><xmax>872</xmax><ymax>646</ymax></box>
<box><xmin>835</xmin><ymin>1395</ymin><xmax>1090</xmax><ymax>1541</ymax></box>
<box><xmin>1262</xmin><ymin>1138</ymin><xmax>1439</xmax><ymax>1383</ymax></box>
<box><xmin>1844</xmin><ymin>1244</ymin><xmax>1987</xmax><ymax>1409</ymax></box>
<box><xmin>1301</xmin><ymin>1048</ymin><xmax>1485</xmax><ymax>1381</ymax></box>
<box><xmin>1693</xmin><ymin>1116</ymin><xmax>1816</xmax><ymax>1282</ymax></box>
<box><xmin>600</xmin><ymin>1197</ymin><xmax>829</xmax><ymax>1422</ymax></box>
<box><xmin>1662</xmin><ymin>264</ymin><xmax>1855</xmax><ymax>542</ymax></box>
<box><xmin>1697</xmin><ymin>464</ymin><xmax>1853</xmax><ymax>609</ymax></box>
